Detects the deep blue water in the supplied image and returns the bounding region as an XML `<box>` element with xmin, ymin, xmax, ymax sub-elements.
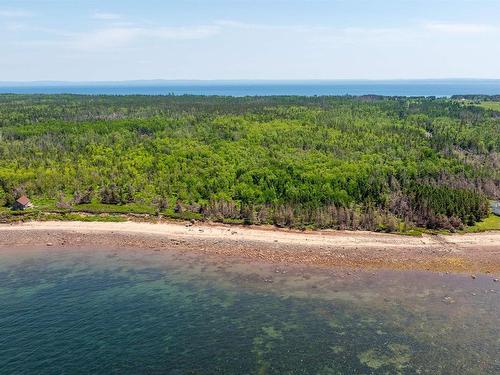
<box><xmin>0</xmin><ymin>247</ymin><xmax>498</xmax><ymax>374</ymax></box>
<box><xmin>1</xmin><ymin>80</ymin><xmax>500</xmax><ymax>96</ymax></box>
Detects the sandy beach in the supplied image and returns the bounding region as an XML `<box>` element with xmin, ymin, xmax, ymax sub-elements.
<box><xmin>0</xmin><ymin>220</ymin><xmax>499</xmax><ymax>275</ymax></box>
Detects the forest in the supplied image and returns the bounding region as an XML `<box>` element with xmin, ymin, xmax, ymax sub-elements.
<box><xmin>0</xmin><ymin>94</ymin><xmax>498</xmax><ymax>231</ymax></box>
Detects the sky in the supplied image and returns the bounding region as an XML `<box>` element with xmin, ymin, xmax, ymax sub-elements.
<box><xmin>1</xmin><ymin>0</ymin><xmax>500</xmax><ymax>81</ymax></box>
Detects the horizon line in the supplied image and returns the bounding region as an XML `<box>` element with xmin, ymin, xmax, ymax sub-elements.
<box><xmin>1</xmin><ymin>78</ymin><xmax>500</xmax><ymax>86</ymax></box>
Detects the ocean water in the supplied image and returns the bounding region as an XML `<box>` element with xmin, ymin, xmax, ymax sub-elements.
<box><xmin>1</xmin><ymin>80</ymin><xmax>500</xmax><ymax>96</ymax></box>
<box><xmin>0</xmin><ymin>247</ymin><xmax>498</xmax><ymax>374</ymax></box>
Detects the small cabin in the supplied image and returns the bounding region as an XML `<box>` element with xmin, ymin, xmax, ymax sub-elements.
<box><xmin>13</xmin><ymin>195</ymin><xmax>33</xmax><ymax>211</ymax></box>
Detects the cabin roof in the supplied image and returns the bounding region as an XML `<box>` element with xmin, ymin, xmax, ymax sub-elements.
<box><xmin>16</xmin><ymin>195</ymin><xmax>30</xmax><ymax>206</ymax></box>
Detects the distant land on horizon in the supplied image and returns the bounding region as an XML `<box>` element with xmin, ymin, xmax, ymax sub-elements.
<box><xmin>2</xmin><ymin>78</ymin><xmax>500</xmax><ymax>86</ymax></box>
<box><xmin>1</xmin><ymin>79</ymin><xmax>500</xmax><ymax>97</ymax></box>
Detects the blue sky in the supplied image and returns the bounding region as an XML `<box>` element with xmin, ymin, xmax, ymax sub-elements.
<box><xmin>1</xmin><ymin>0</ymin><xmax>500</xmax><ymax>81</ymax></box>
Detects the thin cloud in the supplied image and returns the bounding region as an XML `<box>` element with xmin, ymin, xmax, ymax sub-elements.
<box><xmin>0</xmin><ymin>9</ymin><xmax>32</xmax><ymax>33</ymax></box>
<box><xmin>423</xmin><ymin>22</ymin><xmax>498</xmax><ymax>34</ymax></box>
<box><xmin>217</xmin><ymin>20</ymin><xmax>404</xmax><ymax>36</ymax></box>
<box><xmin>3</xmin><ymin>22</ymin><xmax>27</xmax><ymax>32</ymax></box>
<box><xmin>93</xmin><ymin>12</ymin><xmax>122</xmax><ymax>21</ymax></box>
<box><xmin>68</xmin><ymin>25</ymin><xmax>222</xmax><ymax>50</ymax></box>
<box><xmin>217</xmin><ymin>19</ymin><xmax>500</xmax><ymax>44</ymax></box>
<box><xmin>0</xmin><ymin>9</ymin><xmax>32</xmax><ymax>18</ymax></box>
<box><xmin>215</xmin><ymin>19</ymin><xmax>326</xmax><ymax>33</ymax></box>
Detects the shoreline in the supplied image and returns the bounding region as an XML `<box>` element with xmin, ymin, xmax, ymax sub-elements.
<box><xmin>1</xmin><ymin>220</ymin><xmax>499</xmax><ymax>275</ymax></box>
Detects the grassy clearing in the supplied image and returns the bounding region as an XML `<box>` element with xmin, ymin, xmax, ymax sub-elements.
<box><xmin>0</xmin><ymin>209</ymin><xmax>128</xmax><ymax>223</ymax></box>
<box><xmin>72</xmin><ymin>202</ymin><xmax>156</xmax><ymax>215</ymax></box>
<box><xmin>465</xmin><ymin>214</ymin><xmax>500</xmax><ymax>232</ymax></box>
<box><xmin>0</xmin><ymin>199</ymin><xmax>203</xmax><ymax>224</ymax></box>
<box><xmin>477</xmin><ymin>101</ymin><xmax>500</xmax><ymax>111</ymax></box>
<box><xmin>41</xmin><ymin>213</ymin><xmax>128</xmax><ymax>223</ymax></box>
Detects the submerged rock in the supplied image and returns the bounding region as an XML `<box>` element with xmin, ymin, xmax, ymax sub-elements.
<box><xmin>358</xmin><ymin>343</ymin><xmax>411</xmax><ymax>371</ymax></box>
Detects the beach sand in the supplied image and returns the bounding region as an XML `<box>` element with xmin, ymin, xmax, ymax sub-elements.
<box><xmin>0</xmin><ymin>220</ymin><xmax>499</xmax><ymax>275</ymax></box>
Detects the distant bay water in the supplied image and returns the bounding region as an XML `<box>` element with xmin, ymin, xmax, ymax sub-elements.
<box><xmin>1</xmin><ymin>79</ymin><xmax>500</xmax><ymax>97</ymax></box>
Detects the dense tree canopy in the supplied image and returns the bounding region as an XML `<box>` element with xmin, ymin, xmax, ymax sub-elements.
<box><xmin>0</xmin><ymin>94</ymin><xmax>498</xmax><ymax>230</ymax></box>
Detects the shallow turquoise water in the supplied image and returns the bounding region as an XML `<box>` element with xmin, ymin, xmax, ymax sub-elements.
<box><xmin>0</xmin><ymin>247</ymin><xmax>498</xmax><ymax>374</ymax></box>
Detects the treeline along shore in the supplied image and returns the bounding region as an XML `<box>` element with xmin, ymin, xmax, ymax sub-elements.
<box><xmin>0</xmin><ymin>94</ymin><xmax>499</xmax><ymax>233</ymax></box>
